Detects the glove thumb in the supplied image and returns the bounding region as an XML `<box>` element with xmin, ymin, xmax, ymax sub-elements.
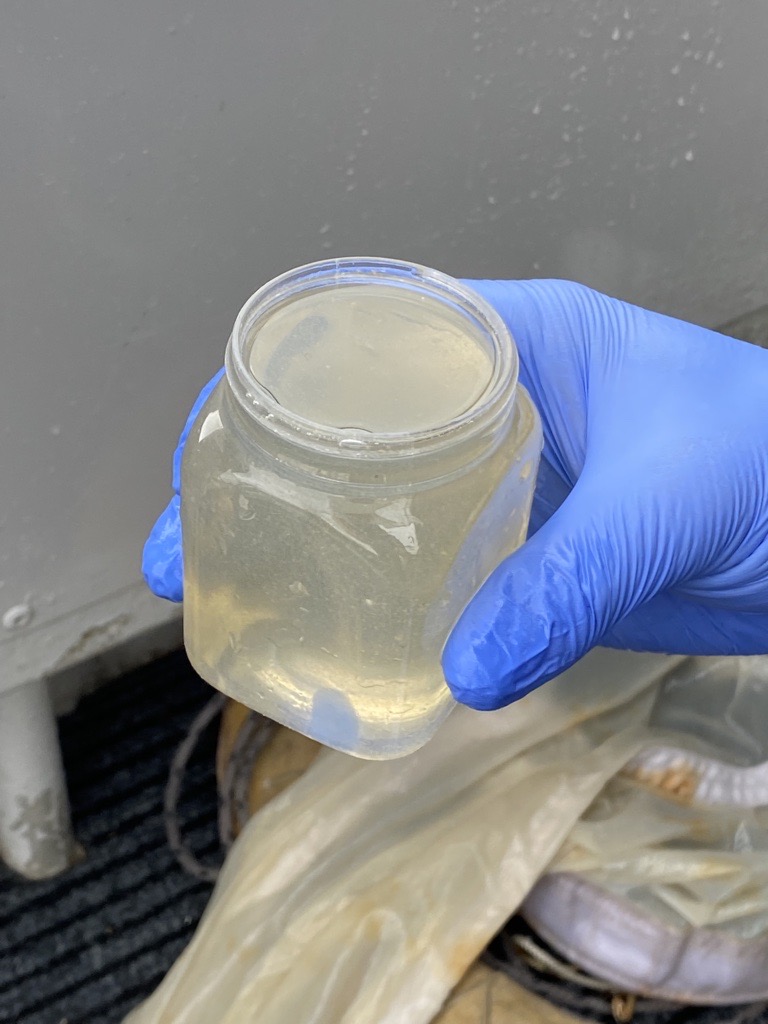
<box><xmin>142</xmin><ymin>495</ymin><xmax>184</xmax><ymax>602</ymax></box>
<box><xmin>442</xmin><ymin>476</ymin><xmax>652</xmax><ymax>709</ymax></box>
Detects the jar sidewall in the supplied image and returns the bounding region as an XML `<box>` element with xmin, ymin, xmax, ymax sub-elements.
<box><xmin>181</xmin><ymin>373</ymin><xmax>542</xmax><ymax>756</ymax></box>
<box><xmin>180</xmin><ymin>296</ymin><xmax>542</xmax><ymax>758</ymax></box>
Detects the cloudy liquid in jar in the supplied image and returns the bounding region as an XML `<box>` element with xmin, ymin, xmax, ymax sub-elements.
<box><xmin>182</xmin><ymin>282</ymin><xmax>539</xmax><ymax>758</ymax></box>
<box><xmin>248</xmin><ymin>285</ymin><xmax>495</xmax><ymax>432</ymax></box>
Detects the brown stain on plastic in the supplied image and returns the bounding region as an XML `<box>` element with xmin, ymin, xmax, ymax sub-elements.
<box><xmin>626</xmin><ymin>761</ymin><xmax>700</xmax><ymax>804</ymax></box>
<box><xmin>216</xmin><ymin>701</ymin><xmax>321</xmax><ymax>831</ymax></box>
<box><xmin>445</xmin><ymin>937</ymin><xmax>486</xmax><ymax>984</ymax></box>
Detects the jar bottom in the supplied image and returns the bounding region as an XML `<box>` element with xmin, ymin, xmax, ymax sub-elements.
<box><xmin>184</xmin><ymin>622</ymin><xmax>456</xmax><ymax>760</ymax></box>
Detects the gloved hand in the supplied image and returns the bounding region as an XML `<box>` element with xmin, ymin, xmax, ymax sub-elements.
<box><xmin>143</xmin><ymin>280</ymin><xmax>768</xmax><ymax>712</ymax></box>
<box><xmin>443</xmin><ymin>280</ymin><xmax>768</xmax><ymax>709</ymax></box>
<box><xmin>142</xmin><ymin>367</ymin><xmax>223</xmax><ymax>603</ymax></box>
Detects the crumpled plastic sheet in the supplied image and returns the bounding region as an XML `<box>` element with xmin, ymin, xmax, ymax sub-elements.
<box><xmin>124</xmin><ymin>650</ymin><xmax>768</xmax><ymax>1023</ymax></box>
<box><xmin>214</xmin><ymin>712</ymin><xmax>585</xmax><ymax>1024</ymax></box>
<box><xmin>522</xmin><ymin>656</ymin><xmax>768</xmax><ymax>1003</ymax></box>
<box><xmin>548</xmin><ymin>784</ymin><xmax>768</xmax><ymax>932</ymax></box>
<box><xmin>432</xmin><ymin>963</ymin><xmax>584</xmax><ymax>1024</ymax></box>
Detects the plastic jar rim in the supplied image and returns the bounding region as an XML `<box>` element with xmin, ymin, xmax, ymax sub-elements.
<box><xmin>225</xmin><ymin>257</ymin><xmax>519</xmax><ymax>460</ymax></box>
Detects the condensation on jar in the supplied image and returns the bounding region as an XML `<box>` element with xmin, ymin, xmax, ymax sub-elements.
<box><xmin>181</xmin><ymin>258</ymin><xmax>542</xmax><ymax>759</ymax></box>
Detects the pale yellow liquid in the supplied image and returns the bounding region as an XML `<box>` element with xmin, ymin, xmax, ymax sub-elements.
<box><xmin>182</xmin><ymin>285</ymin><xmax>540</xmax><ymax>758</ymax></box>
<box><xmin>247</xmin><ymin>285</ymin><xmax>495</xmax><ymax>433</ymax></box>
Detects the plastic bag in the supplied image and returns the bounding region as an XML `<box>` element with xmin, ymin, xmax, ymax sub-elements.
<box><xmin>523</xmin><ymin>656</ymin><xmax>768</xmax><ymax>1003</ymax></box>
<box><xmin>214</xmin><ymin>709</ymin><xmax>587</xmax><ymax>1024</ymax></box>
<box><xmin>125</xmin><ymin>650</ymin><xmax>676</xmax><ymax>1023</ymax></box>
<box><xmin>125</xmin><ymin>651</ymin><xmax>768</xmax><ymax>1021</ymax></box>
<box><xmin>433</xmin><ymin>963</ymin><xmax>583</xmax><ymax>1024</ymax></box>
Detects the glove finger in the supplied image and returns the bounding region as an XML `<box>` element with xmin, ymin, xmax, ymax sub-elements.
<box><xmin>142</xmin><ymin>495</ymin><xmax>184</xmax><ymax>602</ymax></box>
<box><xmin>602</xmin><ymin>594</ymin><xmax>768</xmax><ymax>656</ymax></box>
<box><xmin>144</xmin><ymin>369</ymin><xmax>224</xmax><ymax>603</ymax></box>
<box><xmin>442</xmin><ymin>473</ymin><xmax>671</xmax><ymax>710</ymax></box>
<box><xmin>461</xmin><ymin>278</ymin><xmax>591</xmax><ymax>494</ymax></box>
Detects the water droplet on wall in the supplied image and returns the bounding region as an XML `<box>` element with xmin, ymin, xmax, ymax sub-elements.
<box><xmin>3</xmin><ymin>604</ymin><xmax>34</xmax><ymax>631</ymax></box>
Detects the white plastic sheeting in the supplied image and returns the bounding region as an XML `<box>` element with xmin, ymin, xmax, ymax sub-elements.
<box><xmin>525</xmin><ymin>656</ymin><xmax>768</xmax><ymax>1003</ymax></box>
<box><xmin>125</xmin><ymin>651</ymin><xmax>768</xmax><ymax>1022</ymax></box>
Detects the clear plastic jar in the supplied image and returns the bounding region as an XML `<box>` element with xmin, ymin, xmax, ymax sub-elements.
<box><xmin>181</xmin><ymin>258</ymin><xmax>542</xmax><ymax>758</ymax></box>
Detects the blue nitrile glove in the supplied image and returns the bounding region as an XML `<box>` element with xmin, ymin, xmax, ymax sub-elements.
<box><xmin>442</xmin><ymin>280</ymin><xmax>768</xmax><ymax>709</ymax></box>
<box><xmin>142</xmin><ymin>368</ymin><xmax>224</xmax><ymax>601</ymax></box>
<box><xmin>143</xmin><ymin>280</ymin><xmax>768</xmax><ymax>710</ymax></box>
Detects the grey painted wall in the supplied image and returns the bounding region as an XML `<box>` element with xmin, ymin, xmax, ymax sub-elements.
<box><xmin>2</xmin><ymin>0</ymin><xmax>767</xmax><ymax>691</ymax></box>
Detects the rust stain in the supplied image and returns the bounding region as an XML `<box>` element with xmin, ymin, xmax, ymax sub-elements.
<box><xmin>216</xmin><ymin>700</ymin><xmax>321</xmax><ymax>831</ymax></box>
<box><xmin>624</xmin><ymin>761</ymin><xmax>700</xmax><ymax>804</ymax></box>
<box><xmin>215</xmin><ymin>701</ymin><xmax>251</xmax><ymax>785</ymax></box>
<box><xmin>611</xmin><ymin>992</ymin><xmax>637</xmax><ymax>1023</ymax></box>
<box><xmin>247</xmin><ymin>728</ymin><xmax>321</xmax><ymax>816</ymax></box>
<box><xmin>445</xmin><ymin>937</ymin><xmax>486</xmax><ymax>984</ymax></box>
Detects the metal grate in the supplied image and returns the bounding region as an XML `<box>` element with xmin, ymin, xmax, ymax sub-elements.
<box><xmin>0</xmin><ymin>652</ymin><xmax>219</xmax><ymax>1024</ymax></box>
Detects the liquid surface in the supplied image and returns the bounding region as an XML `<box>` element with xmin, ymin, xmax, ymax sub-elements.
<box><xmin>247</xmin><ymin>284</ymin><xmax>495</xmax><ymax>434</ymax></box>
